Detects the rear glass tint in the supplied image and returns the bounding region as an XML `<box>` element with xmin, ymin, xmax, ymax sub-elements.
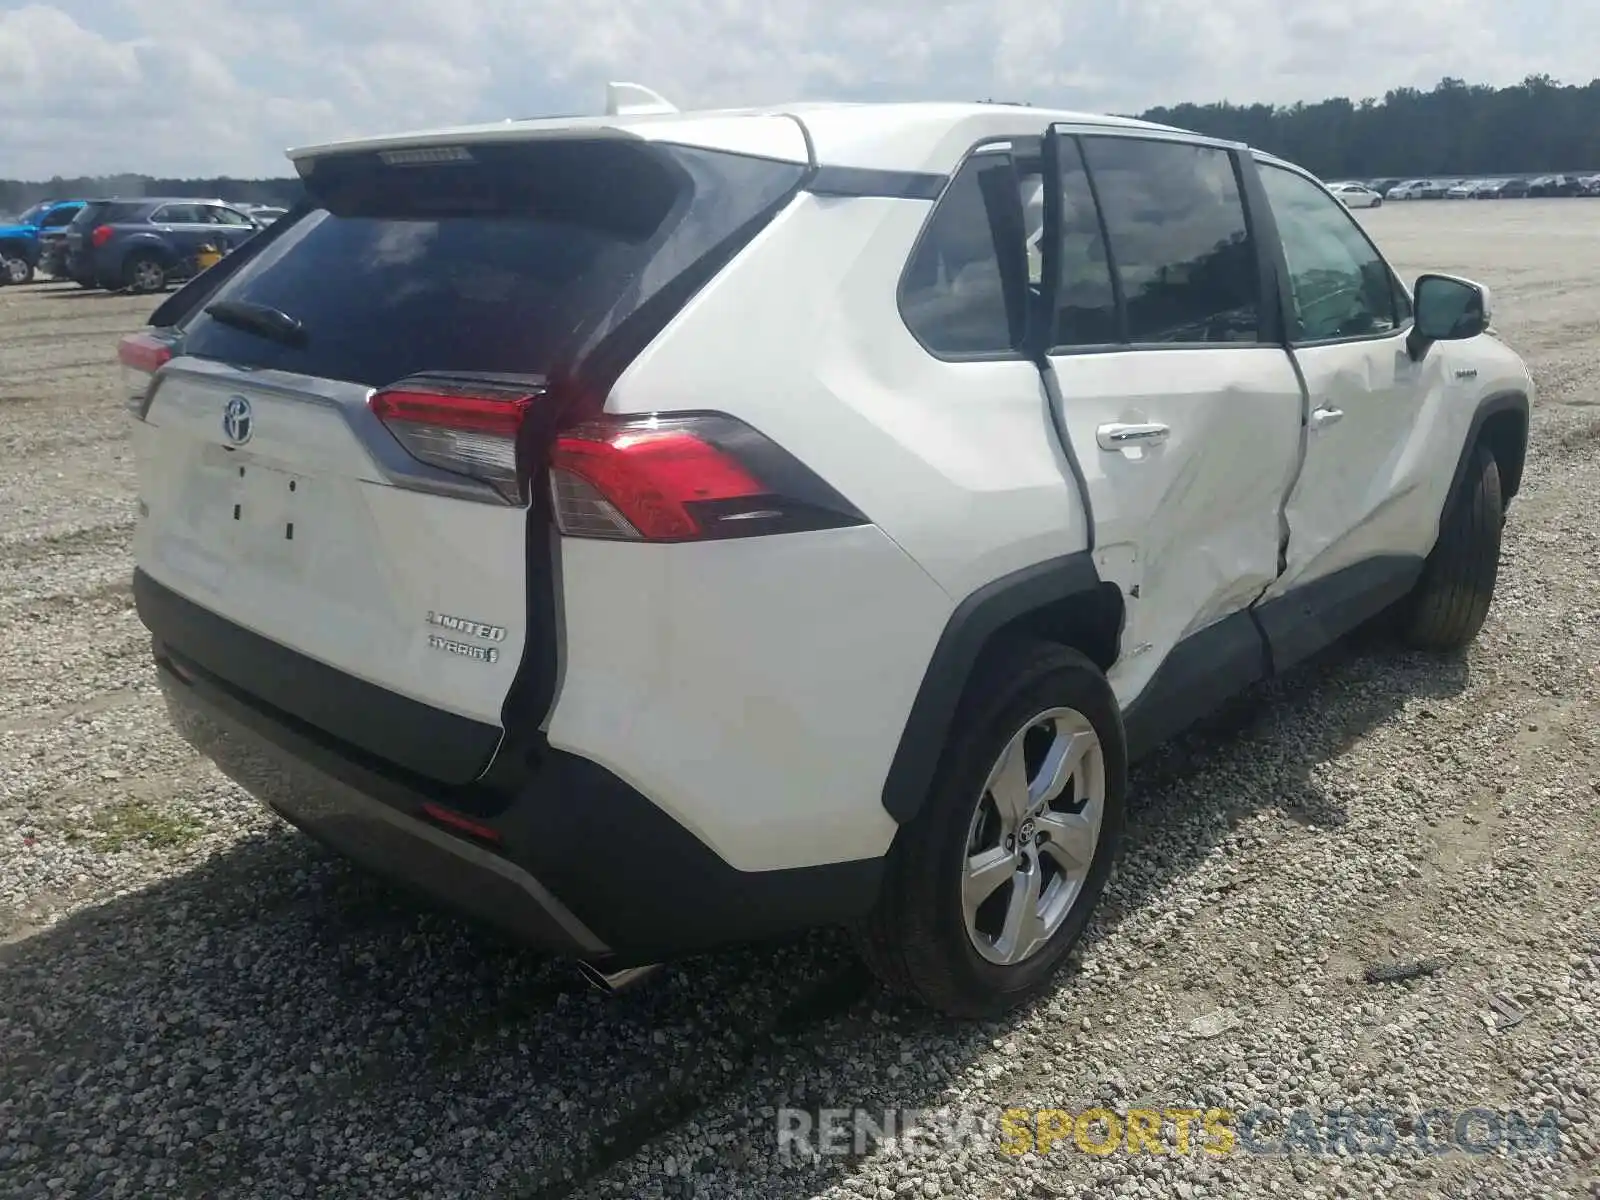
<box><xmin>178</xmin><ymin>139</ymin><xmax>805</xmax><ymax>388</ymax></box>
<box><xmin>72</xmin><ymin>201</ymin><xmax>147</xmax><ymax>226</ymax></box>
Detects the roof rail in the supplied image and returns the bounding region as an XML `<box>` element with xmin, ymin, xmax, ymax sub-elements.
<box><xmin>605</xmin><ymin>82</ymin><xmax>679</xmax><ymax>117</ymax></box>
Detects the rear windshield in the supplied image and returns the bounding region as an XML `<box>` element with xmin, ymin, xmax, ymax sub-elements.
<box><xmin>72</xmin><ymin>201</ymin><xmax>147</xmax><ymax>227</ymax></box>
<box><xmin>177</xmin><ymin>139</ymin><xmax>806</xmax><ymax>388</ymax></box>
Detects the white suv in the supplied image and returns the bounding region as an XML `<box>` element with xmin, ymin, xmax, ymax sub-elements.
<box><xmin>122</xmin><ymin>98</ymin><xmax>1532</xmax><ymax>1018</ymax></box>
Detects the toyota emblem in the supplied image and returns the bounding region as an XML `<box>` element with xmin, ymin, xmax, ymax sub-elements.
<box><xmin>222</xmin><ymin>395</ymin><xmax>253</xmax><ymax>446</ymax></box>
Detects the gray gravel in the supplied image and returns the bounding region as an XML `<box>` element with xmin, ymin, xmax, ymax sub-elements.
<box><xmin>3</xmin><ymin>201</ymin><xmax>1599</xmax><ymax>1200</ymax></box>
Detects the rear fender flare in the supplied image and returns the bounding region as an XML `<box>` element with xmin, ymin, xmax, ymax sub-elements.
<box><xmin>119</xmin><ymin>234</ymin><xmax>176</xmax><ymax>268</ymax></box>
<box><xmin>880</xmin><ymin>553</ymin><xmax>1111</xmax><ymax>824</ymax></box>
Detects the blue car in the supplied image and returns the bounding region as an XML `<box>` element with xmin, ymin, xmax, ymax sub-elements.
<box><xmin>64</xmin><ymin>196</ymin><xmax>263</xmax><ymax>293</ymax></box>
<box><xmin>0</xmin><ymin>199</ymin><xmax>85</xmax><ymax>285</ymax></box>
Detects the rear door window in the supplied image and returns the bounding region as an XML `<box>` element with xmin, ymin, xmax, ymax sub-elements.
<box><xmin>1046</xmin><ymin>140</ymin><xmax>1120</xmax><ymax>348</ymax></box>
<box><xmin>152</xmin><ymin>204</ymin><xmax>205</xmax><ymax>224</ymax></box>
<box><xmin>1078</xmin><ymin>136</ymin><xmax>1261</xmax><ymax>344</ymax></box>
<box><xmin>179</xmin><ymin>139</ymin><xmax>805</xmax><ymax>387</ymax></box>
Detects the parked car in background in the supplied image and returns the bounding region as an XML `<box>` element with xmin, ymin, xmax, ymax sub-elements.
<box><xmin>35</xmin><ymin>200</ymin><xmax>86</xmax><ymax>277</ymax></box>
<box><xmin>65</xmin><ymin>197</ymin><xmax>261</xmax><ymax>293</ymax></box>
<box><xmin>1578</xmin><ymin>174</ymin><xmax>1600</xmax><ymax>196</ymax></box>
<box><xmin>1327</xmin><ymin>182</ymin><xmax>1383</xmax><ymax>208</ymax></box>
<box><xmin>245</xmin><ymin>205</ymin><xmax>289</xmax><ymax>225</ymax></box>
<box><xmin>1445</xmin><ymin>179</ymin><xmax>1487</xmax><ymax>199</ymax></box>
<box><xmin>1367</xmin><ymin>178</ymin><xmax>1403</xmax><ymax>197</ymax></box>
<box><xmin>1477</xmin><ymin>178</ymin><xmax>1530</xmax><ymax>199</ymax></box>
<box><xmin>0</xmin><ymin>199</ymin><xmax>85</xmax><ymax>285</ymax></box>
<box><xmin>0</xmin><ymin>221</ymin><xmax>36</xmax><ymax>285</ymax></box>
<box><xmin>1385</xmin><ymin>179</ymin><xmax>1428</xmax><ymax>200</ymax></box>
<box><xmin>1528</xmin><ymin>175</ymin><xmax>1580</xmax><ymax>197</ymax></box>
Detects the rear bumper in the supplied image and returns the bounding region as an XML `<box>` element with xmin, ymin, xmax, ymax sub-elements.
<box><xmin>138</xmin><ymin>570</ymin><xmax>884</xmax><ymax>963</ymax></box>
<box><xmin>156</xmin><ymin>652</ymin><xmax>610</xmax><ymax>957</ymax></box>
<box><xmin>64</xmin><ymin>250</ymin><xmax>102</xmax><ymax>283</ymax></box>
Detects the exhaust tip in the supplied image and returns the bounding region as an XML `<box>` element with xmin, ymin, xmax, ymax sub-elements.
<box><xmin>577</xmin><ymin>961</ymin><xmax>663</xmax><ymax>994</ymax></box>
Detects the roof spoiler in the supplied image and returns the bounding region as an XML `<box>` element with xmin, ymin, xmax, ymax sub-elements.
<box><xmin>605</xmin><ymin>82</ymin><xmax>678</xmax><ymax>117</ymax></box>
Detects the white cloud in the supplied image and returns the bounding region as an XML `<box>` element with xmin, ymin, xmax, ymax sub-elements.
<box><xmin>0</xmin><ymin>0</ymin><xmax>1590</xmax><ymax>178</ymax></box>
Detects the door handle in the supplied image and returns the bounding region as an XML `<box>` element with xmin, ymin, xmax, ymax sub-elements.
<box><xmin>1310</xmin><ymin>406</ymin><xmax>1344</xmax><ymax>431</ymax></box>
<box><xmin>1096</xmin><ymin>422</ymin><xmax>1170</xmax><ymax>451</ymax></box>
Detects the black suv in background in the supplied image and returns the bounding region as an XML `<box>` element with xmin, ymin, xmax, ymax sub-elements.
<box><xmin>1528</xmin><ymin>175</ymin><xmax>1584</xmax><ymax>197</ymax></box>
<box><xmin>1478</xmin><ymin>178</ymin><xmax>1531</xmax><ymax>199</ymax></box>
<box><xmin>65</xmin><ymin>198</ymin><xmax>262</xmax><ymax>293</ymax></box>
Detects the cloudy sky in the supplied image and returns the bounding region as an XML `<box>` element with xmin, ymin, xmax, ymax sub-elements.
<box><xmin>0</xmin><ymin>0</ymin><xmax>1590</xmax><ymax>179</ymax></box>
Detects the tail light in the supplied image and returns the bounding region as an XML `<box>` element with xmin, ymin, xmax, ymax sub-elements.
<box><xmin>91</xmin><ymin>224</ymin><xmax>114</xmax><ymax>248</ymax></box>
<box><xmin>369</xmin><ymin>378</ymin><xmax>867</xmax><ymax>540</ymax></box>
<box><xmin>117</xmin><ymin>330</ymin><xmax>178</xmax><ymax>417</ymax></box>
<box><xmin>549</xmin><ymin>414</ymin><xmax>867</xmax><ymax>542</ymax></box>
<box><xmin>369</xmin><ymin>377</ymin><xmax>542</xmax><ymax>504</ymax></box>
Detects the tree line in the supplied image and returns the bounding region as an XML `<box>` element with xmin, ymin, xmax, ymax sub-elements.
<box><xmin>6</xmin><ymin>74</ymin><xmax>1600</xmax><ymax>217</ymax></box>
<box><xmin>1138</xmin><ymin>75</ymin><xmax>1600</xmax><ymax>179</ymax></box>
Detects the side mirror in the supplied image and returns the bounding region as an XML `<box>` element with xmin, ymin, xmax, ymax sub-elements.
<box><xmin>1408</xmin><ymin>273</ymin><xmax>1490</xmax><ymax>359</ymax></box>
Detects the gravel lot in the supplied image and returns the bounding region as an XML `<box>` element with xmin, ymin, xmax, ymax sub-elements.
<box><xmin>2</xmin><ymin>201</ymin><xmax>1598</xmax><ymax>1200</ymax></box>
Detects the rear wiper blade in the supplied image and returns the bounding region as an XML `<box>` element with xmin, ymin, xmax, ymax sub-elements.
<box><xmin>204</xmin><ymin>299</ymin><xmax>307</xmax><ymax>348</ymax></box>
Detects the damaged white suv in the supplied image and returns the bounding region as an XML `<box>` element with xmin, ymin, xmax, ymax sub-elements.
<box><xmin>123</xmin><ymin>93</ymin><xmax>1532</xmax><ymax>1017</ymax></box>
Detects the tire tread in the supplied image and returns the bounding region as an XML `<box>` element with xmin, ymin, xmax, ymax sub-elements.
<box><xmin>1403</xmin><ymin>443</ymin><xmax>1503</xmax><ymax>651</ymax></box>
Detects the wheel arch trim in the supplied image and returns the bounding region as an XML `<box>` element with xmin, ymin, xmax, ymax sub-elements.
<box><xmin>1451</xmin><ymin>389</ymin><xmax>1529</xmax><ymax>511</ymax></box>
<box><xmin>880</xmin><ymin>552</ymin><xmax>1110</xmax><ymax>825</ymax></box>
<box><xmin>121</xmin><ymin>235</ymin><xmax>176</xmax><ymax>264</ymax></box>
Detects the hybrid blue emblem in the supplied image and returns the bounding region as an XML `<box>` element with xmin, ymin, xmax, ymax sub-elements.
<box><xmin>222</xmin><ymin>394</ymin><xmax>253</xmax><ymax>446</ymax></box>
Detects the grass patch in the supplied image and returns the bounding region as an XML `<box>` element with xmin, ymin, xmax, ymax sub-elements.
<box><xmin>80</xmin><ymin>797</ymin><xmax>203</xmax><ymax>852</ymax></box>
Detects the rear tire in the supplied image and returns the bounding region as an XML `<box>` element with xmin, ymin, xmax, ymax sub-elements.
<box><xmin>856</xmin><ymin>638</ymin><xmax>1126</xmax><ymax>1018</ymax></box>
<box><xmin>1400</xmin><ymin>443</ymin><xmax>1503</xmax><ymax>652</ymax></box>
<box><xmin>123</xmin><ymin>253</ymin><xmax>168</xmax><ymax>294</ymax></box>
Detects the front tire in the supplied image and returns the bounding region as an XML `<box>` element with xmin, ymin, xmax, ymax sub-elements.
<box><xmin>0</xmin><ymin>251</ymin><xmax>31</xmax><ymax>286</ymax></box>
<box><xmin>857</xmin><ymin>639</ymin><xmax>1126</xmax><ymax>1018</ymax></box>
<box><xmin>1400</xmin><ymin>443</ymin><xmax>1503</xmax><ymax>651</ymax></box>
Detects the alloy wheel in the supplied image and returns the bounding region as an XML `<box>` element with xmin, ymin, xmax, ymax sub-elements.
<box><xmin>131</xmin><ymin>260</ymin><xmax>164</xmax><ymax>292</ymax></box>
<box><xmin>962</xmin><ymin>707</ymin><xmax>1105</xmax><ymax>966</ymax></box>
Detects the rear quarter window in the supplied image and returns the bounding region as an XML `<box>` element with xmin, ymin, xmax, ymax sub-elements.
<box><xmin>898</xmin><ymin>156</ymin><xmax>1017</xmax><ymax>357</ymax></box>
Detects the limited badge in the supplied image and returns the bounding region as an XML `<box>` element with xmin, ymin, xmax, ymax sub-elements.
<box><xmin>426</xmin><ymin>610</ymin><xmax>506</xmax><ymax>642</ymax></box>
